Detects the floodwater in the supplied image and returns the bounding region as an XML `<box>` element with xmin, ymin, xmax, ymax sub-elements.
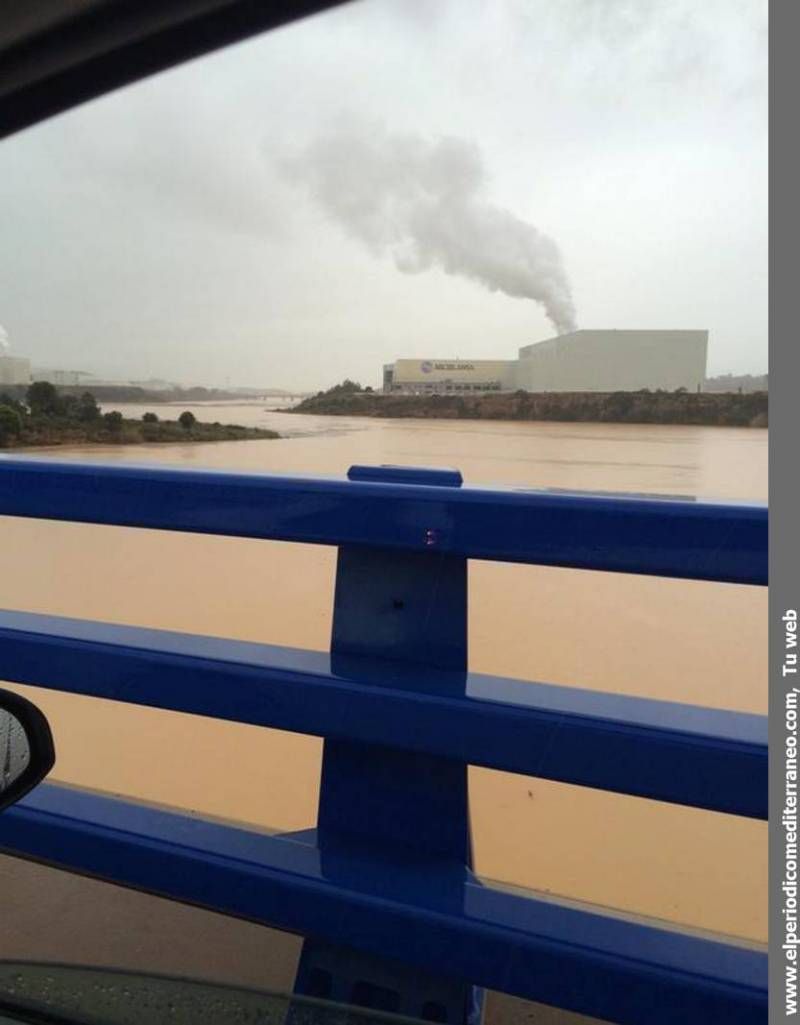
<box><xmin>1</xmin><ymin>404</ymin><xmax>767</xmax><ymax>942</ymax></box>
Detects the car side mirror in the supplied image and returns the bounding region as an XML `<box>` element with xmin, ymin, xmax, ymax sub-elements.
<box><xmin>0</xmin><ymin>688</ymin><xmax>55</xmax><ymax>812</ymax></box>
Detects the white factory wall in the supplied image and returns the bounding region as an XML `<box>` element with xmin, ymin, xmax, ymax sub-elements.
<box><xmin>0</xmin><ymin>356</ymin><xmax>31</xmax><ymax>386</ymax></box>
<box><xmin>515</xmin><ymin>330</ymin><xmax>708</xmax><ymax>393</ymax></box>
<box><xmin>384</xmin><ymin>330</ymin><xmax>709</xmax><ymax>394</ymax></box>
<box><xmin>391</xmin><ymin>359</ymin><xmax>516</xmax><ymax>389</ymax></box>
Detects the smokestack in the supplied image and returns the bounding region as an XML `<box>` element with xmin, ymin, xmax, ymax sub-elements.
<box><xmin>283</xmin><ymin>124</ymin><xmax>577</xmax><ymax>335</ymax></box>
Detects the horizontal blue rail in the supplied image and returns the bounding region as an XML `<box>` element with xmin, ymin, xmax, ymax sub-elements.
<box><xmin>0</xmin><ymin>458</ymin><xmax>767</xmax><ymax>583</ymax></box>
<box><xmin>0</xmin><ymin>610</ymin><xmax>766</xmax><ymax>818</ymax></box>
<box><xmin>0</xmin><ymin>783</ymin><xmax>767</xmax><ymax>1025</ymax></box>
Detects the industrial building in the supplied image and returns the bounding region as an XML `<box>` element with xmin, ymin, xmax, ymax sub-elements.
<box><xmin>0</xmin><ymin>355</ymin><xmax>31</xmax><ymax>387</ymax></box>
<box><xmin>31</xmin><ymin>367</ymin><xmax>93</xmax><ymax>387</ymax></box>
<box><xmin>383</xmin><ymin>329</ymin><xmax>708</xmax><ymax>394</ymax></box>
<box><xmin>383</xmin><ymin>359</ymin><xmax>516</xmax><ymax>394</ymax></box>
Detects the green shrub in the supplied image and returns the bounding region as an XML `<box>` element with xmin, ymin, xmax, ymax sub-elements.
<box><xmin>103</xmin><ymin>410</ymin><xmax>124</xmax><ymax>431</ymax></box>
<box><xmin>0</xmin><ymin>404</ymin><xmax>23</xmax><ymax>443</ymax></box>
<box><xmin>26</xmin><ymin>381</ymin><xmax>61</xmax><ymax>417</ymax></box>
<box><xmin>76</xmin><ymin>392</ymin><xmax>102</xmax><ymax>421</ymax></box>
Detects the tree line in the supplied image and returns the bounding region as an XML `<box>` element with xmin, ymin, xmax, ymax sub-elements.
<box><xmin>292</xmin><ymin>382</ymin><xmax>768</xmax><ymax>428</ymax></box>
<box><xmin>0</xmin><ymin>382</ymin><xmax>275</xmax><ymax>447</ymax></box>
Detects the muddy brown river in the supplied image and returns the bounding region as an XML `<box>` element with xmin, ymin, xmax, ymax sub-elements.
<box><xmin>1</xmin><ymin>405</ymin><xmax>767</xmax><ymax>942</ymax></box>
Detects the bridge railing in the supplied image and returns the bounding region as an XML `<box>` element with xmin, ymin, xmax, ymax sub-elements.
<box><xmin>0</xmin><ymin>458</ymin><xmax>767</xmax><ymax>1025</ymax></box>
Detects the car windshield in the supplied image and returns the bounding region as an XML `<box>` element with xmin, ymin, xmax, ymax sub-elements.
<box><xmin>0</xmin><ymin>962</ymin><xmax>440</xmax><ymax>1025</ymax></box>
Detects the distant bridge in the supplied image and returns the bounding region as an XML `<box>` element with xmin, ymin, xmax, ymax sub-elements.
<box><xmin>257</xmin><ymin>391</ymin><xmax>310</xmax><ymax>400</ymax></box>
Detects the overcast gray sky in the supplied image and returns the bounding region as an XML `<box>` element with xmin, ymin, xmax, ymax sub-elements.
<box><xmin>0</xmin><ymin>0</ymin><xmax>767</xmax><ymax>390</ymax></box>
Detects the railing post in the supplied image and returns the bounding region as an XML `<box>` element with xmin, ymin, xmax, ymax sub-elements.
<box><xmin>293</xmin><ymin>466</ymin><xmax>481</xmax><ymax>1023</ymax></box>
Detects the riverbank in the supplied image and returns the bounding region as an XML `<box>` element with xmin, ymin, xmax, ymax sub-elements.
<box><xmin>0</xmin><ymin>384</ymin><xmax>279</xmax><ymax>448</ymax></box>
<box><xmin>290</xmin><ymin>388</ymin><xmax>768</xmax><ymax>427</ymax></box>
<box><xmin>0</xmin><ymin>418</ymin><xmax>280</xmax><ymax>449</ymax></box>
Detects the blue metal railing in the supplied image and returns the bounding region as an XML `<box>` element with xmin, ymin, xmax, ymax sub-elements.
<box><xmin>0</xmin><ymin>458</ymin><xmax>766</xmax><ymax>583</ymax></box>
<box><xmin>0</xmin><ymin>457</ymin><xmax>768</xmax><ymax>1024</ymax></box>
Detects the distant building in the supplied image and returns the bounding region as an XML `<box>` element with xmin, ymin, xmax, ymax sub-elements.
<box><xmin>704</xmin><ymin>373</ymin><xmax>767</xmax><ymax>393</ymax></box>
<box><xmin>31</xmin><ymin>368</ymin><xmax>92</xmax><ymax>387</ymax></box>
<box><xmin>129</xmin><ymin>378</ymin><xmax>180</xmax><ymax>391</ymax></box>
<box><xmin>0</xmin><ymin>355</ymin><xmax>31</xmax><ymax>386</ymax></box>
<box><xmin>515</xmin><ymin>330</ymin><xmax>708</xmax><ymax>393</ymax></box>
<box><xmin>383</xmin><ymin>329</ymin><xmax>709</xmax><ymax>394</ymax></box>
<box><xmin>383</xmin><ymin>359</ymin><xmax>516</xmax><ymax>395</ymax></box>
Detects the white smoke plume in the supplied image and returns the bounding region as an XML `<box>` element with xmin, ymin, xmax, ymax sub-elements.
<box><xmin>284</xmin><ymin>125</ymin><xmax>577</xmax><ymax>335</ymax></box>
<box><xmin>0</xmin><ymin>324</ymin><xmax>9</xmax><ymax>354</ymax></box>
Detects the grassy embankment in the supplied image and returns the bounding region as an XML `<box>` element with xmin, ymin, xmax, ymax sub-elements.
<box><xmin>291</xmin><ymin>380</ymin><xmax>768</xmax><ymax>427</ymax></box>
<box><xmin>0</xmin><ymin>382</ymin><xmax>279</xmax><ymax>449</ymax></box>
